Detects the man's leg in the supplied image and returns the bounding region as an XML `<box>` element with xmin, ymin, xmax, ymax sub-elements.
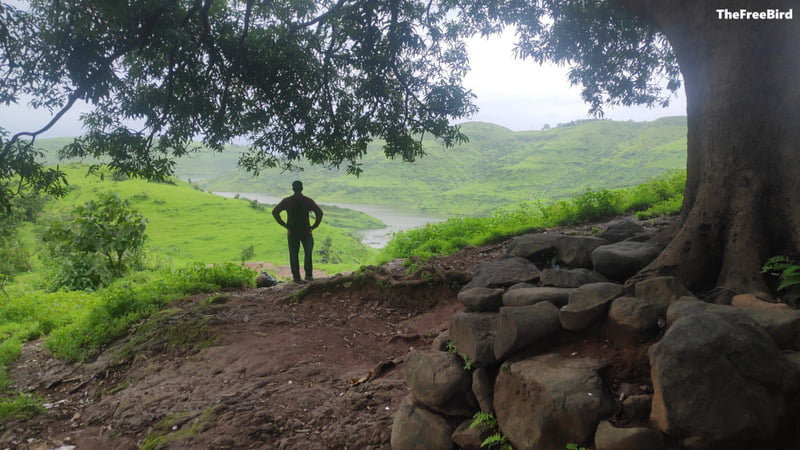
<box><xmin>288</xmin><ymin>234</ymin><xmax>302</xmax><ymax>282</ymax></box>
<box><xmin>301</xmin><ymin>233</ymin><xmax>315</xmax><ymax>280</ymax></box>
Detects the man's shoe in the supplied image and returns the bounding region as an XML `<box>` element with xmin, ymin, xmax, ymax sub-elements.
<box><xmin>305</xmin><ymin>276</ymin><xmax>314</xmax><ymax>282</ymax></box>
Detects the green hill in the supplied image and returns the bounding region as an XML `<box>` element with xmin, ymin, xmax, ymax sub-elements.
<box><xmin>34</xmin><ymin>164</ymin><xmax>379</xmax><ymax>273</ymax></box>
<box><xmin>36</xmin><ymin>117</ymin><xmax>687</xmax><ymax>217</ymax></box>
<box><xmin>183</xmin><ymin>117</ymin><xmax>687</xmax><ymax>216</ymax></box>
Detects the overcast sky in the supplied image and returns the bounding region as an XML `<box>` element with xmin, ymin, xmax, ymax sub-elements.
<box><xmin>462</xmin><ymin>30</ymin><xmax>686</xmax><ymax>131</ymax></box>
<box><xmin>1</xmin><ymin>29</ymin><xmax>686</xmax><ymax>138</ymax></box>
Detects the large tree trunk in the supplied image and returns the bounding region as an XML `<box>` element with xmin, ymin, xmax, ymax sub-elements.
<box><xmin>629</xmin><ymin>0</ymin><xmax>800</xmax><ymax>296</ymax></box>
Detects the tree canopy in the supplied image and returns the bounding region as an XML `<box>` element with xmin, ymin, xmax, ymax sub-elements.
<box><xmin>0</xmin><ymin>0</ymin><xmax>681</xmax><ymax>207</ymax></box>
<box><xmin>3</xmin><ymin>0</ymin><xmax>798</xmax><ymax>294</ymax></box>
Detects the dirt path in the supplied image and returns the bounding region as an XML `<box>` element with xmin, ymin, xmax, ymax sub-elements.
<box><xmin>2</xmin><ymin>248</ymin><xmax>501</xmax><ymax>450</ymax></box>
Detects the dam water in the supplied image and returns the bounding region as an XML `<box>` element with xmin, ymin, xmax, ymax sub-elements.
<box><xmin>213</xmin><ymin>192</ymin><xmax>444</xmax><ymax>248</ymax></box>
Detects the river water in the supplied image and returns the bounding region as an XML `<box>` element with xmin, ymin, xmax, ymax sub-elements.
<box><xmin>213</xmin><ymin>192</ymin><xmax>444</xmax><ymax>248</ymax></box>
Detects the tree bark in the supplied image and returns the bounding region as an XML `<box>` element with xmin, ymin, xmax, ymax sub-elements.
<box><xmin>626</xmin><ymin>0</ymin><xmax>800</xmax><ymax>295</ymax></box>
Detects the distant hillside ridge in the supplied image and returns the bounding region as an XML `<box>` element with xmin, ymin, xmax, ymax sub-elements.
<box><xmin>37</xmin><ymin>117</ymin><xmax>687</xmax><ymax>216</ymax></box>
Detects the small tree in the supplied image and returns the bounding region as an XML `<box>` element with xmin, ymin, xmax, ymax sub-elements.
<box><xmin>42</xmin><ymin>193</ymin><xmax>147</xmax><ymax>290</ymax></box>
<box><xmin>240</xmin><ymin>244</ymin><xmax>255</xmax><ymax>265</ymax></box>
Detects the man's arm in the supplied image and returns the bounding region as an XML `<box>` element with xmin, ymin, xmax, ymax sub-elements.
<box><xmin>309</xmin><ymin>199</ymin><xmax>323</xmax><ymax>230</ymax></box>
<box><xmin>272</xmin><ymin>199</ymin><xmax>288</xmax><ymax>228</ymax></box>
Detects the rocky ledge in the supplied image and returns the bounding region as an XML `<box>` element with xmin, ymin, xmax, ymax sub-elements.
<box><xmin>390</xmin><ymin>219</ymin><xmax>800</xmax><ymax>450</ymax></box>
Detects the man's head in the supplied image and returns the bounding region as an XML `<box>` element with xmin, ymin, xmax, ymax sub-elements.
<box><xmin>292</xmin><ymin>180</ymin><xmax>303</xmax><ymax>193</ymax></box>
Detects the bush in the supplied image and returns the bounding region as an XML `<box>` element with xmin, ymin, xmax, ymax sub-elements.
<box><xmin>0</xmin><ymin>391</ymin><xmax>45</xmax><ymax>421</ymax></box>
<box><xmin>46</xmin><ymin>263</ymin><xmax>255</xmax><ymax>361</ymax></box>
<box><xmin>762</xmin><ymin>256</ymin><xmax>800</xmax><ymax>307</ymax></box>
<box><xmin>379</xmin><ymin>170</ymin><xmax>685</xmax><ymax>262</ymax></box>
<box><xmin>41</xmin><ymin>192</ymin><xmax>147</xmax><ymax>291</ymax></box>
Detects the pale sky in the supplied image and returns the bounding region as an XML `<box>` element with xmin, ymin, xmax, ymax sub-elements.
<box><xmin>1</xmin><ymin>30</ymin><xmax>686</xmax><ymax>138</ymax></box>
<box><xmin>462</xmin><ymin>30</ymin><xmax>686</xmax><ymax>131</ymax></box>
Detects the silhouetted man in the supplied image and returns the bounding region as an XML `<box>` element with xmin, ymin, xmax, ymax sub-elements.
<box><xmin>272</xmin><ymin>180</ymin><xmax>323</xmax><ymax>282</ymax></box>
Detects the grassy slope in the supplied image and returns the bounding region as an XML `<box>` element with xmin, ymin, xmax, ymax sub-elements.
<box><xmin>36</xmin><ymin>117</ymin><xmax>686</xmax><ymax>217</ymax></box>
<box><xmin>42</xmin><ymin>165</ymin><xmax>377</xmax><ymax>273</ymax></box>
<box><xmin>177</xmin><ymin>117</ymin><xmax>687</xmax><ymax>216</ymax></box>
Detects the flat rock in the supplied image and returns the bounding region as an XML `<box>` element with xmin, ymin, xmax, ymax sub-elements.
<box><xmin>559</xmin><ymin>282</ymin><xmax>623</xmax><ymax>331</ymax></box>
<box><xmin>554</xmin><ymin>235</ymin><xmax>607</xmax><ymax>268</ymax></box>
<box><xmin>502</xmin><ymin>287</ymin><xmax>575</xmax><ymax>308</ymax></box>
<box><xmin>591</xmin><ymin>241</ymin><xmax>661</xmax><ymax>281</ymax></box>
<box><xmin>506</xmin><ymin>233</ymin><xmax>562</xmax><ymax>265</ymax></box>
<box><xmin>597</xmin><ymin>219</ymin><xmax>646</xmax><ymax>243</ymax></box>
<box><xmin>540</xmin><ymin>268</ymin><xmax>609</xmax><ymax>288</ymax></box>
<box><xmin>461</xmin><ymin>257</ymin><xmax>541</xmax><ymax>291</ymax></box>
<box><xmin>458</xmin><ymin>287</ymin><xmax>505</xmax><ymax>312</ymax></box>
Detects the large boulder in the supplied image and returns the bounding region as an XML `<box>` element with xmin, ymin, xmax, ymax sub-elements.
<box><xmin>506</xmin><ymin>233</ymin><xmax>607</xmax><ymax>269</ymax></box>
<box><xmin>540</xmin><ymin>268</ymin><xmax>609</xmax><ymax>288</ymax></box>
<box><xmin>665</xmin><ymin>297</ymin><xmax>716</xmax><ymax>326</ymax></box>
<box><xmin>506</xmin><ymin>233</ymin><xmax>562</xmax><ymax>265</ymax></box>
<box><xmin>448</xmin><ymin>312</ymin><xmax>499</xmax><ymax>368</ymax></box>
<box><xmin>502</xmin><ymin>287</ymin><xmax>575</xmax><ymax>308</ymax></box>
<box><xmin>559</xmin><ymin>282</ymin><xmax>623</xmax><ymax>331</ymax></box>
<box><xmin>591</xmin><ymin>241</ymin><xmax>660</xmax><ymax>281</ymax></box>
<box><xmin>634</xmin><ymin>276</ymin><xmax>693</xmax><ymax>308</ymax></box>
<box><xmin>607</xmin><ymin>296</ymin><xmax>664</xmax><ymax>333</ymax></box>
<box><xmin>494</xmin><ymin>302</ymin><xmax>561</xmax><ymax>360</ymax></box>
<box><xmin>405</xmin><ymin>350</ymin><xmax>476</xmax><ymax>416</ymax></box>
<box><xmin>594</xmin><ymin>420</ymin><xmax>664</xmax><ymax>450</ymax></box>
<box><xmin>391</xmin><ymin>395</ymin><xmax>455</xmax><ymax>450</ymax></box>
<box><xmin>597</xmin><ymin>219</ymin><xmax>646</xmax><ymax>243</ymax></box>
<box><xmin>649</xmin><ymin>309</ymin><xmax>799</xmax><ymax>448</ymax></box>
<box><xmin>666</xmin><ymin>299</ymin><xmax>800</xmax><ymax>349</ymax></box>
<box><xmin>554</xmin><ymin>235</ymin><xmax>607</xmax><ymax>268</ymax></box>
<box><xmin>451</xmin><ymin>420</ymin><xmax>487</xmax><ymax>450</ymax></box>
<box><xmin>471</xmin><ymin>367</ymin><xmax>494</xmax><ymax>413</ymax></box>
<box><xmin>457</xmin><ymin>287</ymin><xmax>505</xmax><ymax>312</ymax></box>
<box><xmin>494</xmin><ymin>353</ymin><xmax>613</xmax><ymax>450</ymax></box>
<box><xmin>740</xmin><ymin>308</ymin><xmax>800</xmax><ymax>350</ymax></box>
<box><xmin>461</xmin><ymin>257</ymin><xmax>541</xmax><ymax>291</ymax></box>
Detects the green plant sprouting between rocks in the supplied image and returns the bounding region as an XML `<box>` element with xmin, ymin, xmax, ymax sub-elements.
<box><xmin>762</xmin><ymin>256</ymin><xmax>800</xmax><ymax>307</ymax></box>
<box><xmin>447</xmin><ymin>341</ymin><xmax>473</xmax><ymax>371</ymax></box>
<box><xmin>470</xmin><ymin>411</ymin><xmax>513</xmax><ymax>450</ymax></box>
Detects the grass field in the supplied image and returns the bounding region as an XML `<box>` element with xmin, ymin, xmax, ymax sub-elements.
<box><xmin>35</xmin><ymin>164</ymin><xmax>378</xmax><ymax>274</ymax></box>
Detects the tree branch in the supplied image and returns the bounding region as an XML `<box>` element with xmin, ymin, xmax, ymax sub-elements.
<box><xmin>296</xmin><ymin>0</ymin><xmax>349</xmax><ymax>28</ymax></box>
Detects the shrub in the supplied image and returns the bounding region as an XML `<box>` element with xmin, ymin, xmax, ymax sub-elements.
<box><xmin>41</xmin><ymin>192</ymin><xmax>147</xmax><ymax>291</ymax></box>
<box><xmin>0</xmin><ymin>391</ymin><xmax>45</xmax><ymax>421</ymax></box>
<box><xmin>379</xmin><ymin>170</ymin><xmax>686</xmax><ymax>263</ymax></box>
<box><xmin>762</xmin><ymin>256</ymin><xmax>800</xmax><ymax>307</ymax></box>
<box><xmin>46</xmin><ymin>263</ymin><xmax>255</xmax><ymax>361</ymax></box>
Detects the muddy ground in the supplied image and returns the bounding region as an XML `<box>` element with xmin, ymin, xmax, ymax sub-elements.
<box><xmin>2</xmin><ymin>245</ymin><xmax>506</xmax><ymax>450</ymax></box>
<box><xmin>2</xmin><ymin>217</ymin><xmax>687</xmax><ymax>450</ymax></box>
